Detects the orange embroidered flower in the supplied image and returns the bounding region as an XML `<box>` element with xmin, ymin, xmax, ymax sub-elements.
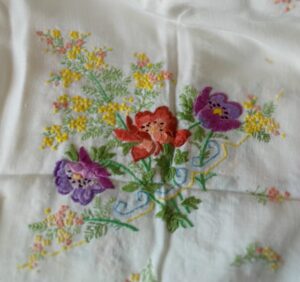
<box><xmin>114</xmin><ymin>106</ymin><xmax>191</xmax><ymax>161</ymax></box>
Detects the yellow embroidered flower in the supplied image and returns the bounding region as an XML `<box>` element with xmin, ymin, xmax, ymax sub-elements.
<box><xmin>44</xmin><ymin>208</ymin><xmax>52</xmax><ymax>215</ymax></box>
<box><xmin>45</xmin><ymin>215</ymin><xmax>56</xmax><ymax>226</ymax></box>
<box><xmin>27</xmin><ymin>254</ymin><xmax>38</xmax><ymax>269</ymax></box>
<box><xmin>84</xmin><ymin>49</ymin><xmax>106</xmax><ymax>70</ymax></box>
<box><xmin>57</xmin><ymin>229</ymin><xmax>72</xmax><ymax>244</ymax></box>
<box><xmin>65</xmin><ymin>210</ymin><xmax>76</xmax><ymax>226</ymax></box>
<box><xmin>134</xmin><ymin>52</ymin><xmax>151</xmax><ymax>67</ymax></box>
<box><xmin>34</xmin><ymin>235</ymin><xmax>42</xmax><ymax>243</ymax></box>
<box><xmin>58</xmin><ymin>94</ymin><xmax>70</xmax><ymax>104</ymax></box>
<box><xmin>271</xmin><ymin>263</ymin><xmax>280</xmax><ymax>271</ymax></box>
<box><xmin>68</xmin><ymin>116</ymin><xmax>87</xmax><ymax>132</ymax></box>
<box><xmin>48</xmin><ymin>125</ymin><xmax>62</xmax><ymax>135</ymax></box>
<box><xmin>41</xmin><ymin>136</ymin><xmax>54</xmax><ymax>149</ymax></box>
<box><xmin>67</xmin><ymin>46</ymin><xmax>82</xmax><ymax>60</ymax></box>
<box><xmin>51</xmin><ymin>29</ymin><xmax>61</xmax><ymax>38</ymax></box>
<box><xmin>71</xmin><ymin>96</ymin><xmax>92</xmax><ymax>112</ymax></box>
<box><xmin>42</xmin><ymin>239</ymin><xmax>51</xmax><ymax>247</ymax></box>
<box><xmin>55</xmin><ymin>132</ymin><xmax>69</xmax><ymax>143</ymax></box>
<box><xmin>129</xmin><ymin>273</ymin><xmax>140</xmax><ymax>282</ymax></box>
<box><xmin>135</xmin><ymin>52</ymin><xmax>149</xmax><ymax>62</ymax></box>
<box><xmin>69</xmin><ymin>31</ymin><xmax>79</xmax><ymax>40</ymax></box>
<box><xmin>60</xmin><ymin>68</ymin><xmax>82</xmax><ymax>88</ymax></box>
<box><xmin>265</xmin><ymin>118</ymin><xmax>280</xmax><ymax>135</ymax></box>
<box><xmin>243</xmin><ymin>111</ymin><xmax>266</xmax><ymax>135</ymax></box>
<box><xmin>133</xmin><ymin>72</ymin><xmax>153</xmax><ymax>90</ymax></box>
<box><xmin>98</xmin><ymin>102</ymin><xmax>132</xmax><ymax>126</ymax></box>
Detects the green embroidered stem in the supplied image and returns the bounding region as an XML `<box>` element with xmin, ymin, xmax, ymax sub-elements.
<box><xmin>170</xmin><ymin>199</ymin><xmax>187</xmax><ymax>228</ymax></box>
<box><xmin>196</xmin><ymin>174</ymin><xmax>207</xmax><ymax>191</ymax></box>
<box><xmin>178</xmin><ymin>192</ymin><xmax>191</xmax><ymax>213</ymax></box>
<box><xmin>182</xmin><ymin>214</ymin><xmax>194</xmax><ymax>228</ymax></box>
<box><xmin>145</xmin><ymin>191</ymin><xmax>165</xmax><ymax>207</ymax></box>
<box><xmin>106</xmin><ymin>160</ymin><xmax>143</xmax><ymax>184</ymax></box>
<box><xmin>194</xmin><ymin>130</ymin><xmax>214</xmax><ymax>191</ymax></box>
<box><xmin>188</xmin><ymin>121</ymin><xmax>201</xmax><ymax>130</ymax></box>
<box><xmin>116</xmin><ymin>112</ymin><xmax>127</xmax><ymax>129</ymax></box>
<box><xmin>83</xmin><ymin>217</ymin><xmax>139</xmax><ymax>232</ymax></box>
<box><xmin>199</xmin><ymin>130</ymin><xmax>214</xmax><ymax>167</ymax></box>
<box><xmin>87</xmin><ymin>72</ymin><xmax>110</xmax><ymax>101</ymax></box>
<box><xmin>140</xmin><ymin>157</ymin><xmax>152</xmax><ymax>172</ymax></box>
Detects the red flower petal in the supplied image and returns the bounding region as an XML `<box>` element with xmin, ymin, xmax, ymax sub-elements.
<box><xmin>114</xmin><ymin>116</ymin><xmax>151</xmax><ymax>142</ymax></box>
<box><xmin>135</xmin><ymin>106</ymin><xmax>177</xmax><ymax>134</ymax></box>
<box><xmin>131</xmin><ymin>140</ymin><xmax>156</xmax><ymax>162</ymax></box>
<box><xmin>173</xmin><ymin>129</ymin><xmax>191</xmax><ymax>147</ymax></box>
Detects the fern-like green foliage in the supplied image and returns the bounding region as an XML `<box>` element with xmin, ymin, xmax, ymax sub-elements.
<box><xmin>178</xmin><ymin>86</ymin><xmax>198</xmax><ymax>123</ymax></box>
<box><xmin>140</xmin><ymin>260</ymin><xmax>158</xmax><ymax>282</ymax></box>
<box><xmin>82</xmin><ymin>197</ymin><xmax>116</xmax><ymax>243</ymax></box>
<box><xmin>96</xmin><ymin>66</ymin><xmax>131</xmax><ymax>99</ymax></box>
<box><xmin>28</xmin><ymin>221</ymin><xmax>47</xmax><ymax>233</ymax></box>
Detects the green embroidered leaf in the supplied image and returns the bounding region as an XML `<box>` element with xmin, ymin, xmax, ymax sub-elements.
<box><xmin>64</xmin><ymin>144</ymin><xmax>78</xmax><ymax>161</ymax></box>
<box><xmin>122</xmin><ymin>182</ymin><xmax>140</xmax><ymax>192</ymax></box>
<box><xmin>91</xmin><ymin>145</ymin><xmax>116</xmax><ymax>161</ymax></box>
<box><xmin>193</xmin><ymin>126</ymin><xmax>206</xmax><ymax>142</ymax></box>
<box><xmin>142</xmin><ymin>170</ymin><xmax>155</xmax><ymax>184</ymax></box>
<box><xmin>142</xmin><ymin>183</ymin><xmax>161</xmax><ymax>194</ymax></box>
<box><xmin>140</xmin><ymin>260</ymin><xmax>158</xmax><ymax>282</ymax></box>
<box><xmin>166</xmin><ymin>212</ymin><xmax>189</xmax><ymax>233</ymax></box>
<box><xmin>91</xmin><ymin>145</ymin><xmax>124</xmax><ymax>174</ymax></box>
<box><xmin>83</xmin><ymin>197</ymin><xmax>116</xmax><ymax>242</ymax></box>
<box><xmin>84</xmin><ymin>223</ymin><xmax>108</xmax><ymax>243</ymax></box>
<box><xmin>178</xmin><ymin>86</ymin><xmax>198</xmax><ymax>122</ymax></box>
<box><xmin>156</xmin><ymin>204</ymin><xmax>188</xmax><ymax>233</ymax></box>
<box><xmin>28</xmin><ymin>221</ymin><xmax>47</xmax><ymax>233</ymax></box>
<box><xmin>174</xmin><ymin>149</ymin><xmax>189</xmax><ymax>165</ymax></box>
<box><xmin>120</xmin><ymin>142</ymin><xmax>137</xmax><ymax>155</ymax></box>
<box><xmin>105</xmin><ymin>161</ymin><xmax>124</xmax><ymax>175</ymax></box>
<box><xmin>96</xmin><ymin>66</ymin><xmax>131</xmax><ymax>98</ymax></box>
<box><xmin>181</xmin><ymin>196</ymin><xmax>202</xmax><ymax>210</ymax></box>
<box><xmin>262</xmin><ymin>102</ymin><xmax>275</xmax><ymax>117</ymax></box>
<box><xmin>156</xmin><ymin>144</ymin><xmax>175</xmax><ymax>183</ymax></box>
<box><xmin>256</xmin><ymin>131</ymin><xmax>271</xmax><ymax>143</ymax></box>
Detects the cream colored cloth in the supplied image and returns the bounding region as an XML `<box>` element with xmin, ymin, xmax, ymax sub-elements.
<box><xmin>0</xmin><ymin>0</ymin><xmax>300</xmax><ymax>281</ymax></box>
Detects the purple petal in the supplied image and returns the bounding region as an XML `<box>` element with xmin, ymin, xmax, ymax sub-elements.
<box><xmin>194</xmin><ymin>87</ymin><xmax>212</xmax><ymax>114</ymax></box>
<box><xmin>99</xmin><ymin>176</ymin><xmax>115</xmax><ymax>189</ymax></box>
<box><xmin>78</xmin><ymin>147</ymin><xmax>92</xmax><ymax>164</ymax></box>
<box><xmin>67</xmin><ymin>162</ymin><xmax>85</xmax><ymax>173</ymax></box>
<box><xmin>54</xmin><ymin>160</ymin><xmax>73</xmax><ymax>195</ymax></box>
<box><xmin>71</xmin><ymin>189</ymin><xmax>94</xmax><ymax>205</ymax></box>
<box><xmin>54</xmin><ymin>160</ymin><xmax>68</xmax><ymax>177</ymax></box>
<box><xmin>199</xmin><ymin>108</ymin><xmax>241</xmax><ymax>132</ymax></box>
<box><xmin>56</xmin><ymin>178</ymin><xmax>73</xmax><ymax>195</ymax></box>
<box><xmin>222</xmin><ymin>101</ymin><xmax>243</xmax><ymax>119</ymax></box>
<box><xmin>210</xmin><ymin>93</ymin><xmax>243</xmax><ymax>119</ymax></box>
<box><xmin>212</xmin><ymin>119</ymin><xmax>241</xmax><ymax>132</ymax></box>
<box><xmin>90</xmin><ymin>164</ymin><xmax>111</xmax><ymax>178</ymax></box>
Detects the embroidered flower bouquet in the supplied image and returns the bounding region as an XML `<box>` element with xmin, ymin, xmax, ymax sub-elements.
<box><xmin>19</xmin><ymin>30</ymin><xmax>284</xmax><ymax>270</ymax></box>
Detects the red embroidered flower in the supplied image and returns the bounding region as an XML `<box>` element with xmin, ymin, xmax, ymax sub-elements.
<box><xmin>114</xmin><ymin>106</ymin><xmax>191</xmax><ymax>161</ymax></box>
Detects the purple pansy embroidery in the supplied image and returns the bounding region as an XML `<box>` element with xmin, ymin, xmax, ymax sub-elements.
<box><xmin>54</xmin><ymin>147</ymin><xmax>114</xmax><ymax>205</ymax></box>
<box><xmin>194</xmin><ymin>87</ymin><xmax>243</xmax><ymax>132</ymax></box>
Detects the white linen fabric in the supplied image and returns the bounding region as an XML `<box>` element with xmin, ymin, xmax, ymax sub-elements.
<box><xmin>0</xmin><ymin>0</ymin><xmax>300</xmax><ymax>281</ymax></box>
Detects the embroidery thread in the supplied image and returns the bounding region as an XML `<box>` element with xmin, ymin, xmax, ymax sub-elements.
<box><xmin>232</xmin><ymin>242</ymin><xmax>283</xmax><ymax>271</ymax></box>
<box><xmin>19</xmin><ymin>29</ymin><xmax>286</xmax><ymax>271</ymax></box>
<box><xmin>125</xmin><ymin>260</ymin><xmax>157</xmax><ymax>282</ymax></box>
<box><xmin>250</xmin><ymin>186</ymin><xmax>291</xmax><ymax>204</ymax></box>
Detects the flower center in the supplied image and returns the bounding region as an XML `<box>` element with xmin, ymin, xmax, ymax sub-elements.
<box><xmin>141</xmin><ymin>120</ymin><xmax>165</xmax><ymax>136</ymax></box>
<box><xmin>72</xmin><ymin>173</ymin><xmax>82</xmax><ymax>180</ymax></box>
<box><xmin>65</xmin><ymin>166</ymin><xmax>94</xmax><ymax>189</ymax></box>
<box><xmin>212</xmin><ymin>107</ymin><xmax>223</xmax><ymax>116</ymax></box>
